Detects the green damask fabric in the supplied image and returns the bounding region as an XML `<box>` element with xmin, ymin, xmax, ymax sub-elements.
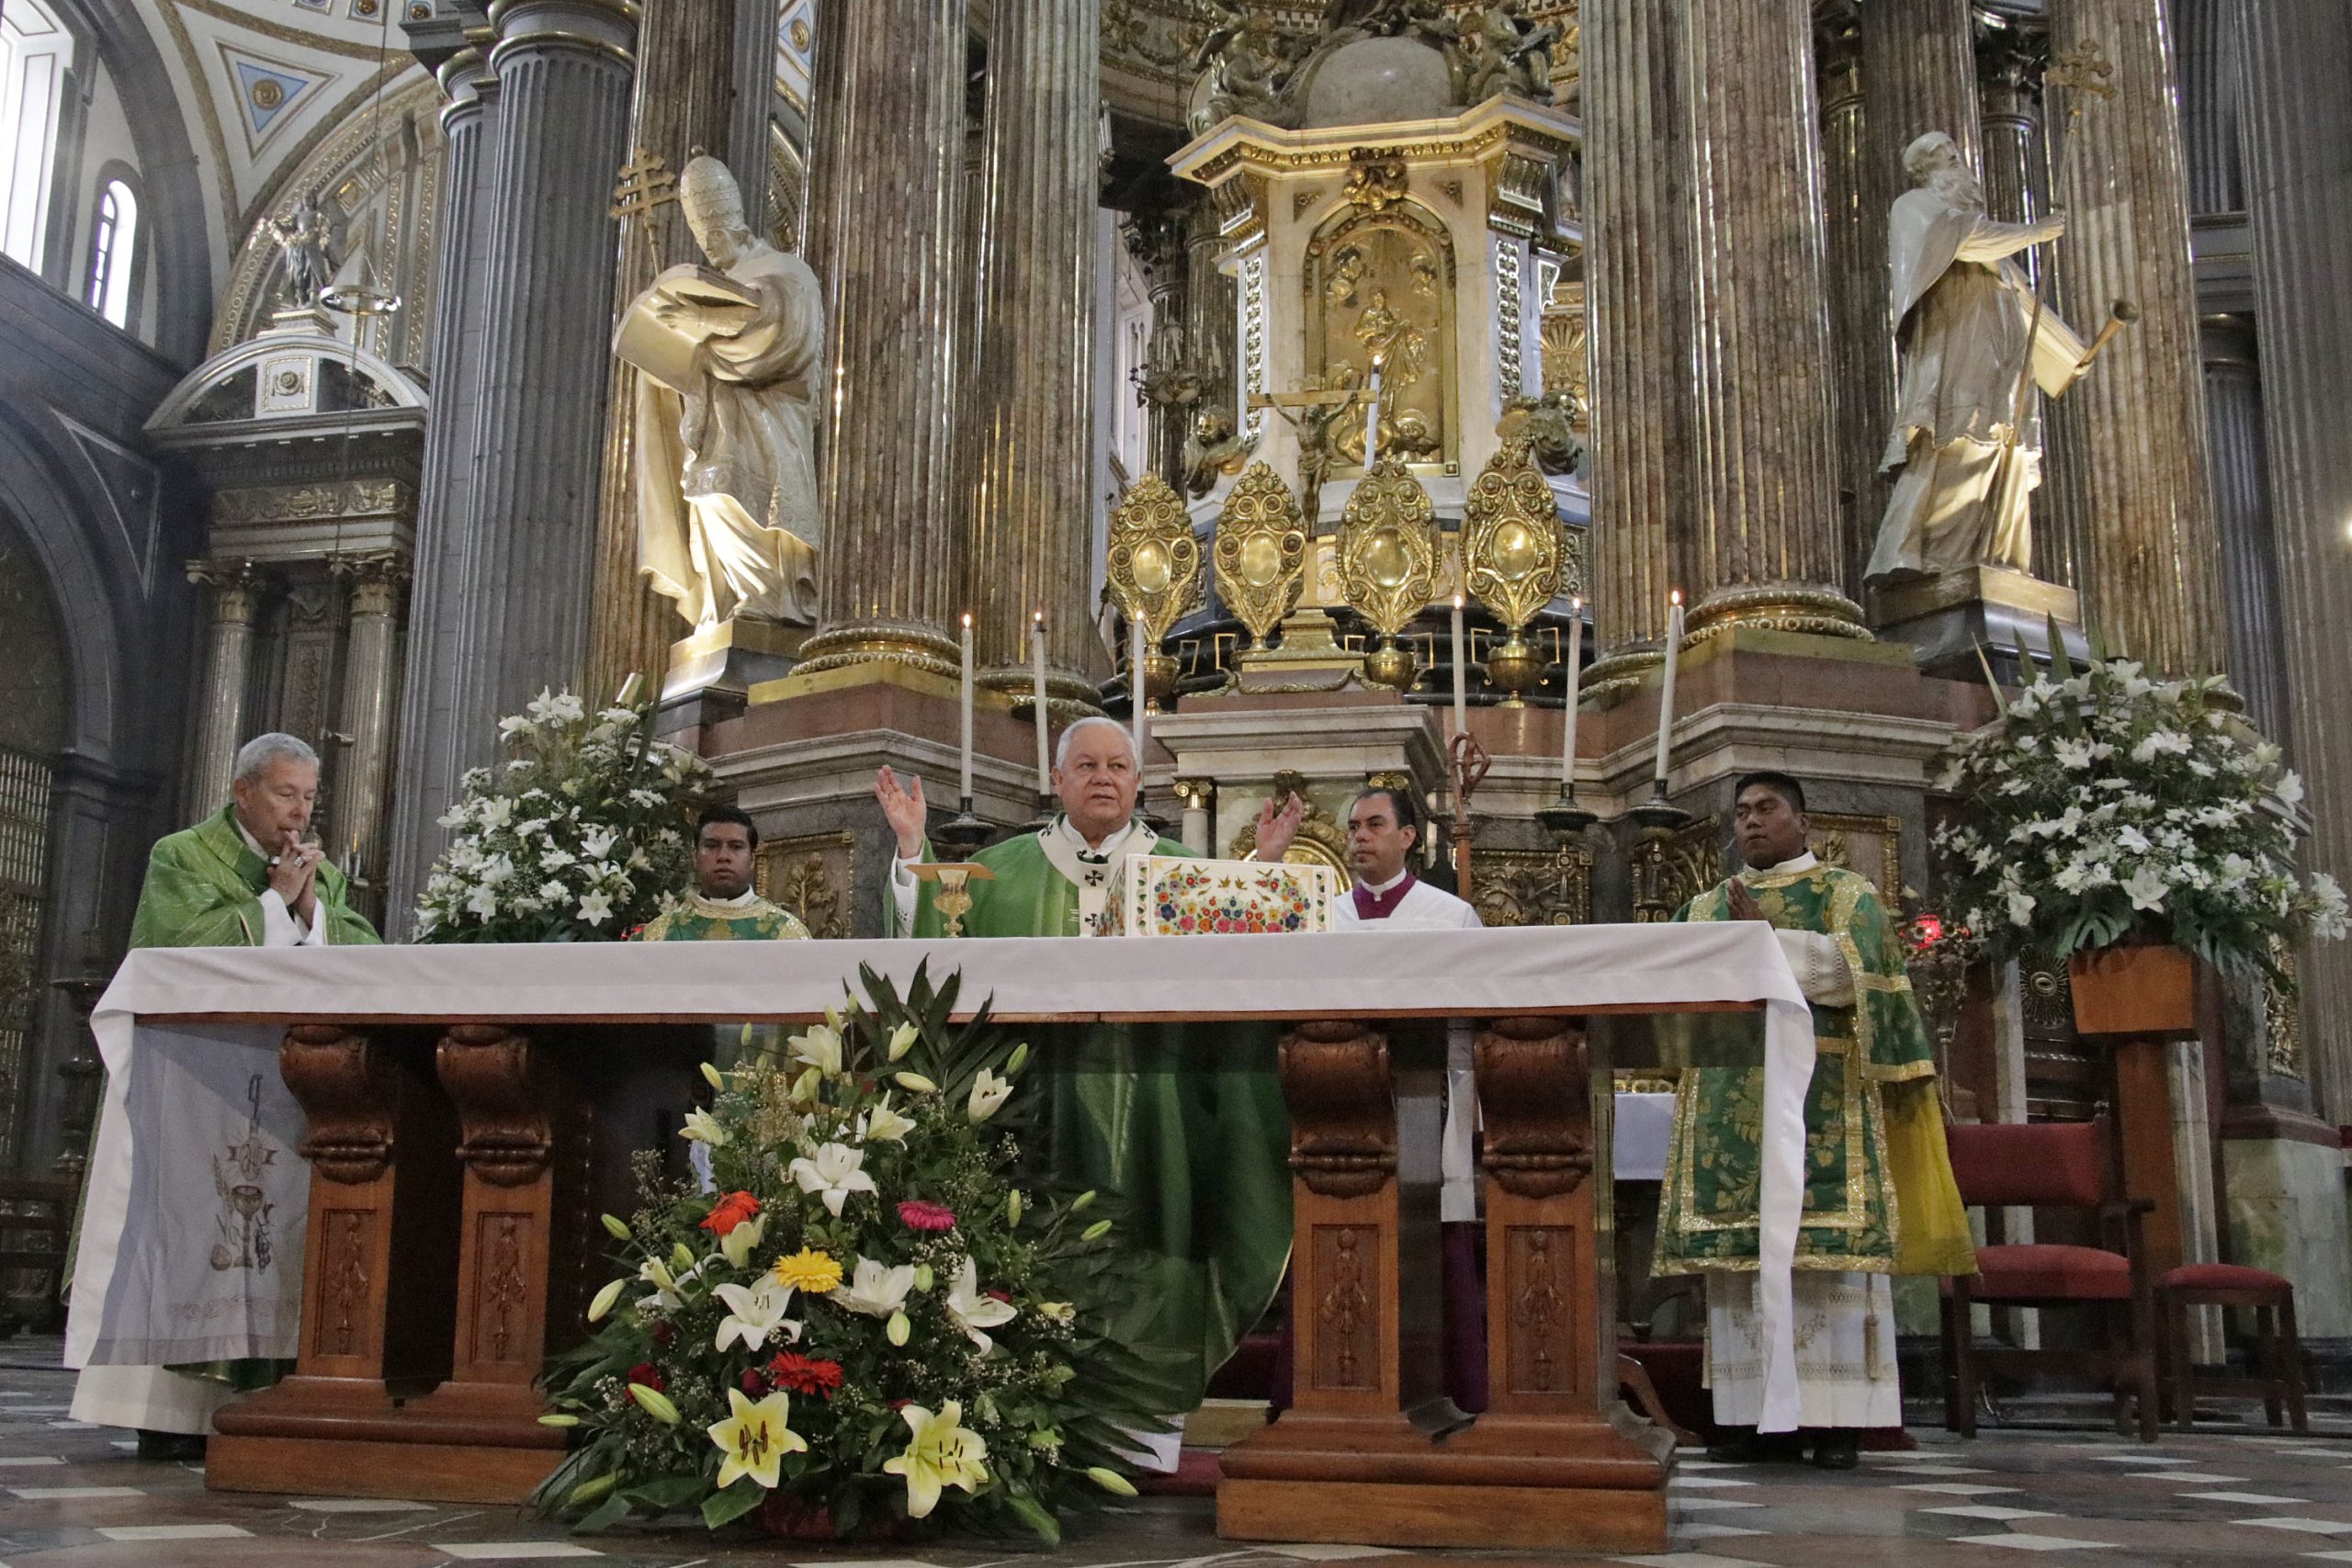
<box><xmin>129</xmin><ymin>804</ymin><xmax>379</xmax><ymax>950</ymax></box>
<box><xmin>895</xmin><ymin>828</ymin><xmax>1293</xmax><ymax>1406</ymax></box>
<box><xmin>1653</xmin><ymin>863</ymin><xmax>1950</xmax><ymax>1277</ymax></box>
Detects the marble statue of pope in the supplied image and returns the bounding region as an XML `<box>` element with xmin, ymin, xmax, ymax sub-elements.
<box><xmin>617</xmin><ymin>155</ymin><xmax>823</xmax><ymax>631</ymax></box>
<box><xmin>1866</xmin><ymin>131</ymin><xmax>2086</xmax><ymax>585</ymax></box>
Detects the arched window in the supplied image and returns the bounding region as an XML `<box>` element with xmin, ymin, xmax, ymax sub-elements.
<box><xmin>0</xmin><ymin>0</ymin><xmax>73</xmax><ymax>271</ymax></box>
<box><xmin>85</xmin><ymin>178</ymin><xmax>137</xmax><ymax>328</ymax></box>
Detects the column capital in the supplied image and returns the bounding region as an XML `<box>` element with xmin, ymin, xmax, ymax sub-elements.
<box><xmin>186</xmin><ymin>558</ymin><xmax>268</xmax><ymax>621</ymax></box>
<box><xmin>1171</xmin><ymin>776</ymin><xmax>1217</xmax><ymax>810</ymax></box>
<box><xmin>435</xmin><ymin>45</ymin><xmax>497</xmax><ymax>123</ymax></box>
<box><xmin>330</xmin><ymin>551</ymin><xmax>413</xmax><ymax>616</ymax></box>
<box><xmin>487</xmin><ymin>0</ymin><xmax>637</xmax><ymax>68</ymax></box>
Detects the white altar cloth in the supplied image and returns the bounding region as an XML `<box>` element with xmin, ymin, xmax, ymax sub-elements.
<box><xmin>67</xmin><ymin>923</ymin><xmax>1816</xmax><ymax>1430</ymax></box>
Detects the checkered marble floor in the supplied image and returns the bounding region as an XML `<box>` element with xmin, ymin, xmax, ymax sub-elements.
<box><xmin>2</xmin><ymin>1337</ymin><xmax>2347</xmax><ymax>1565</ymax></box>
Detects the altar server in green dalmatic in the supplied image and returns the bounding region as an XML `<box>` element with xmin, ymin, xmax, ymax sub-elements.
<box><xmin>1653</xmin><ymin>772</ymin><xmax>1973</xmax><ymax>1470</ymax></box>
<box><xmin>629</xmin><ymin>804</ymin><xmax>810</xmax><ymax>945</ymax></box>
<box><xmin>630</xmin><ymin>803</ymin><xmax>807</xmax><ymax>1080</ymax></box>
<box><xmin>74</xmin><ymin>733</ymin><xmax>379</xmax><ymax>1458</ymax></box>
<box><xmin>873</xmin><ymin>717</ymin><xmax>1304</xmax><ymax>1458</ymax></box>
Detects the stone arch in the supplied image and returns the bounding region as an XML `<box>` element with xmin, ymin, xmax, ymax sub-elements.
<box><xmin>0</xmin><ymin>407</ymin><xmax>126</xmax><ymax>766</ymax></box>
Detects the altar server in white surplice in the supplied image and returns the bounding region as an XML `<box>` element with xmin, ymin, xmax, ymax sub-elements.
<box><xmin>1332</xmin><ymin>786</ymin><xmax>1488</xmax><ymax>1405</ymax></box>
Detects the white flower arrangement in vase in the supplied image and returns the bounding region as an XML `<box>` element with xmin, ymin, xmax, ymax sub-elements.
<box><xmin>413</xmin><ymin>686</ymin><xmax>712</xmax><ymax>942</ymax></box>
<box><xmin>1934</xmin><ymin>637</ymin><xmax>2346</xmax><ymax>981</ymax></box>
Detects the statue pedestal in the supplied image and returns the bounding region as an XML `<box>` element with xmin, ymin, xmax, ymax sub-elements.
<box><xmin>659</xmin><ymin>617</ymin><xmax>806</xmax><ymax>731</ymax></box>
<box><xmin>1869</xmin><ymin>565</ymin><xmax>2086</xmax><ymax>682</ymax></box>
<box><xmin>1233</xmin><ymin>611</ymin><xmax>1368</xmax><ymax>694</ymax></box>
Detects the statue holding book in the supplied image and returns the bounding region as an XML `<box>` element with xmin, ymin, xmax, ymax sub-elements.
<box><xmin>615</xmin><ymin>155</ymin><xmax>824</xmax><ymax>631</ymax></box>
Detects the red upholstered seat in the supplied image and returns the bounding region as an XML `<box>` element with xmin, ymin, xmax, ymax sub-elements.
<box><xmin>1965</xmin><ymin>1243</ymin><xmax>2134</xmax><ymax>1302</ymax></box>
<box><xmin>2162</xmin><ymin>1262</ymin><xmax>2291</xmax><ymax>1294</ymax></box>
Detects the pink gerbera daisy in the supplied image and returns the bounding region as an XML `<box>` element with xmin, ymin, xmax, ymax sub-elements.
<box><xmin>897</xmin><ymin>1199</ymin><xmax>956</xmax><ymax>1232</ymax></box>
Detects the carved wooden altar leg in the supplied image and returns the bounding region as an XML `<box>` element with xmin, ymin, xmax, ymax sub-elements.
<box><xmin>420</xmin><ymin>1025</ymin><xmax>595</xmax><ymax>1427</ymax></box>
<box><xmin>1417</xmin><ymin>1017</ymin><xmax>1670</xmax><ymax>1550</ymax></box>
<box><xmin>210</xmin><ymin>1026</ymin><xmax>463</xmax><ymax>1491</ymax></box>
<box><xmin>1220</xmin><ymin>1017</ymin><xmax>1667</xmax><ymax>1550</ymax></box>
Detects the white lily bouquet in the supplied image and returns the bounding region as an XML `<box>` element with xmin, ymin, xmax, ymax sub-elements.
<box><xmin>413</xmin><ymin>687</ymin><xmax>710</xmax><ymax>942</ymax></box>
<box><xmin>533</xmin><ymin>965</ymin><xmax>1173</xmax><ymax>1541</ymax></box>
<box><xmin>1934</xmin><ymin>638</ymin><xmax>2346</xmax><ymax>979</ymax></box>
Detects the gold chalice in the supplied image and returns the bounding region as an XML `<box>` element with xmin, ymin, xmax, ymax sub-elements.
<box><xmin>908</xmin><ymin>862</ymin><xmax>995</xmax><ymax>938</ymax></box>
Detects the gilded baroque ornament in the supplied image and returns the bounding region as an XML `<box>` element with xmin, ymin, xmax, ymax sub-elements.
<box><xmin>1462</xmin><ymin>438</ymin><xmax>1562</xmax><ymax>705</ymax></box>
<box><xmin>1212</xmin><ymin>461</ymin><xmax>1308</xmax><ymax>650</ymax></box>
<box><xmin>1107</xmin><ymin>474</ymin><xmax>1203</xmax><ymax>712</ymax></box>
<box><xmin>1470</xmin><ymin>845</ymin><xmax>1593</xmax><ymax>928</ymax></box>
<box><xmin>1336</xmin><ymin>459</ymin><xmax>1440</xmax><ymax>691</ymax></box>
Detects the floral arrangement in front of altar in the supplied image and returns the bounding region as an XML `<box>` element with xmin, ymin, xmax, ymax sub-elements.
<box><xmin>413</xmin><ymin>686</ymin><xmax>710</xmax><ymax>942</ymax></box>
<box><xmin>532</xmin><ymin>964</ymin><xmax>1174</xmax><ymax>1541</ymax></box>
<box><xmin>1933</xmin><ymin>638</ymin><xmax>2346</xmax><ymax>980</ymax></box>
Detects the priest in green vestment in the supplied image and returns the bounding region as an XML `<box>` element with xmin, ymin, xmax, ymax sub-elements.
<box><xmin>73</xmin><ymin>733</ymin><xmax>379</xmax><ymax>1457</ymax></box>
<box><xmin>874</xmin><ymin>717</ymin><xmax>1305</xmax><ymax>1453</ymax></box>
<box><xmin>629</xmin><ymin>803</ymin><xmax>808</xmax><ymax>1073</ymax></box>
<box><xmin>1653</xmin><ymin>772</ymin><xmax>1973</xmax><ymax>1469</ymax></box>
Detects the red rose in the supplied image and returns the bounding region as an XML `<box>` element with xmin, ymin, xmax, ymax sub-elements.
<box><xmin>650</xmin><ymin>1320</ymin><xmax>677</xmax><ymax>1348</ymax></box>
<box><xmin>766</xmin><ymin>1352</ymin><xmax>845</xmax><ymax>1398</ymax></box>
<box><xmin>625</xmin><ymin>1362</ymin><xmax>665</xmax><ymax>1403</ymax></box>
<box><xmin>741</xmin><ymin>1367</ymin><xmax>769</xmax><ymax>1396</ymax></box>
<box><xmin>699</xmin><ymin>1190</ymin><xmax>762</xmax><ymax>1238</ymax></box>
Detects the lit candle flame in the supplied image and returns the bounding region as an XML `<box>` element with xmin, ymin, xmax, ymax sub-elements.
<box><xmin>1670</xmin><ymin>588</ymin><xmax>1682</xmax><ymax>607</ymax></box>
<box><xmin>962</xmin><ymin>611</ymin><xmax>972</xmax><ymax>629</ymax></box>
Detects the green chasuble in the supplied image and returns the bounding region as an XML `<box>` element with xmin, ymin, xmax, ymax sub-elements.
<box><xmin>629</xmin><ymin>893</ymin><xmax>810</xmax><ymax>1066</ymax></box>
<box><xmin>897</xmin><ymin>820</ymin><xmax>1293</xmax><ymax>1406</ymax></box>
<box><xmin>115</xmin><ymin>804</ymin><xmax>379</xmax><ymax>1393</ymax></box>
<box><xmin>1654</xmin><ymin>861</ymin><xmax>1974</xmax><ymax>1280</ymax></box>
<box><xmin>130</xmin><ymin>804</ymin><xmax>379</xmax><ymax>951</ymax></box>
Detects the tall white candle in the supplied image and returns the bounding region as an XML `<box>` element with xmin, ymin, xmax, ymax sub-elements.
<box><xmin>958</xmin><ymin>613</ymin><xmax>975</xmax><ymax>803</ymax></box>
<box><xmin>1560</xmin><ymin>596</ymin><xmax>1583</xmax><ymax>790</ymax></box>
<box><xmin>1030</xmin><ymin>612</ymin><xmax>1051</xmax><ymax>796</ymax></box>
<box><xmin>1365</xmin><ymin>362</ymin><xmax>1383</xmax><ymax>468</ymax></box>
<box><xmin>1129</xmin><ymin>614</ymin><xmax>1148</xmax><ymax>761</ymax></box>
<box><xmin>1450</xmin><ymin>593</ymin><xmax>1469</xmax><ymax>738</ymax></box>
<box><xmin>1653</xmin><ymin>591</ymin><xmax>1684</xmax><ymax>789</ymax></box>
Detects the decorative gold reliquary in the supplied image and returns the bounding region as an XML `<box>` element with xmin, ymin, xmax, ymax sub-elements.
<box><xmin>1107</xmin><ymin>855</ymin><xmax>1339</xmax><ymax>937</ymax></box>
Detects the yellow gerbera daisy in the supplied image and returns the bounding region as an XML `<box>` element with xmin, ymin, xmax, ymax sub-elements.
<box><xmin>772</xmin><ymin>1246</ymin><xmax>843</xmax><ymax>1294</ymax></box>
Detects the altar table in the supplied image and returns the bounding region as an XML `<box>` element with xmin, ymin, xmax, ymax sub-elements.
<box><xmin>65</xmin><ymin>926</ymin><xmax>1816</xmax><ymax>1550</ymax></box>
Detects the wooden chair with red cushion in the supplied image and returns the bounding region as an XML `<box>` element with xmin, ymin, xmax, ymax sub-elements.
<box><xmin>1940</xmin><ymin>1114</ymin><xmax>2159</xmax><ymax>1442</ymax></box>
<box><xmin>2158</xmin><ymin>1262</ymin><xmax>2308</xmax><ymax>1433</ymax></box>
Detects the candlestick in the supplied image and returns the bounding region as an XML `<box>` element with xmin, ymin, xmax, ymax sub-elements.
<box><xmin>1029</xmin><ymin>612</ymin><xmax>1051</xmax><ymax>796</ymax></box>
<box><xmin>1450</xmin><ymin>593</ymin><xmax>1468</xmax><ymax>738</ymax></box>
<box><xmin>1129</xmin><ymin>615</ymin><xmax>1147</xmax><ymax>763</ymax></box>
<box><xmin>1653</xmin><ymin>591</ymin><xmax>1684</xmax><ymax>792</ymax></box>
<box><xmin>958</xmin><ymin>613</ymin><xmax>975</xmax><ymax>804</ymax></box>
<box><xmin>1560</xmin><ymin>596</ymin><xmax>1583</xmax><ymax>791</ymax></box>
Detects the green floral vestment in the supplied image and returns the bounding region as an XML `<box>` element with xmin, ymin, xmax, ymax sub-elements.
<box><xmin>1654</xmin><ymin>863</ymin><xmax>1972</xmax><ymax>1278</ymax></box>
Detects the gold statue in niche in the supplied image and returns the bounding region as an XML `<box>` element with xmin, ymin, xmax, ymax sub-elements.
<box><xmin>1306</xmin><ymin>200</ymin><xmax>1454</xmax><ymax>476</ymax></box>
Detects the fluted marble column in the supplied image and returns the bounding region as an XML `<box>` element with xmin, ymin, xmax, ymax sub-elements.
<box><xmin>2176</xmin><ymin>0</ymin><xmax>2241</xmax><ymax>216</ymax></box>
<box><xmin>1182</xmin><ymin>196</ymin><xmax>1238</xmax><ymax>430</ymax></box>
<box><xmin>187</xmin><ymin>559</ymin><xmax>265</xmax><ymax>811</ymax></box>
<box><xmin>386</xmin><ymin>47</ymin><xmax>498</xmax><ymax>927</ymax></box>
<box><xmin>794</xmin><ymin>0</ymin><xmax>967</xmax><ymax>678</ymax></box>
<box><xmin>2236</xmin><ymin>0</ymin><xmax>2352</xmax><ymax>1121</ymax></box>
<box><xmin>2042</xmin><ymin>0</ymin><xmax>2219</xmax><ymax>675</ymax></box>
<box><xmin>967</xmin><ymin>0</ymin><xmax>1102</xmax><ymax>699</ymax></box>
<box><xmin>1127</xmin><ymin>211</ymin><xmax>1191</xmax><ymax>491</ymax></box>
<box><xmin>1678</xmin><ymin>0</ymin><xmax>1863</xmax><ymax>639</ymax></box>
<box><xmin>2199</xmin><ymin>321</ymin><xmax>2287</xmax><ymax>744</ymax></box>
<box><xmin>1977</xmin><ymin>17</ymin><xmax>2082</xmax><ymax>592</ymax></box>
<box><xmin>585</xmin><ymin>0</ymin><xmax>763</xmax><ymax>704</ymax></box>
<box><xmin>458</xmin><ymin>0</ymin><xmax>638</xmax><ymax>734</ymax></box>
<box><xmin>1816</xmin><ymin>6</ymin><xmax>1875</xmax><ymax>595</ymax></box>
<box><xmin>1836</xmin><ymin>0</ymin><xmax>1981</xmax><ymax>598</ymax></box>
<box><xmin>1580</xmin><ymin>0</ymin><xmax>1682</xmax><ymax>692</ymax></box>
<box><xmin>330</xmin><ymin>555</ymin><xmax>408</xmax><ymax>898</ymax></box>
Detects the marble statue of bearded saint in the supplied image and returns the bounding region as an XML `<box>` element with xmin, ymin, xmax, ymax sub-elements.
<box><xmin>619</xmin><ymin>155</ymin><xmax>824</xmax><ymax>631</ymax></box>
<box><xmin>1866</xmin><ymin>131</ymin><xmax>2086</xmax><ymax>585</ymax></box>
